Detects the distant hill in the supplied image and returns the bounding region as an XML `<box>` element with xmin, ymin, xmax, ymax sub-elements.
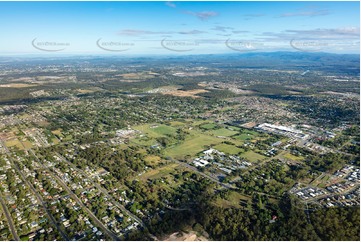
<box><xmin>0</xmin><ymin>51</ymin><xmax>359</xmax><ymax>75</ymax></box>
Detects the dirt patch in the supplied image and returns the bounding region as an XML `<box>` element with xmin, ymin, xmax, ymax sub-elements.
<box><xmin>118</xmin><ymin>72</ymin><xmax>158</xmax><ymax>80</ymax></box>
<box><xmin>164</xmin><ymin>89</ymin><xmax>208</xmax><ymax>98</ymax></box>
<box><xmin>164</xmin><ymin>231</ymin><xmax>208</xmax><ymax>241</ymax></box>
<box><xmin>0</xmin><ymin>132</ymin><xmax>16</xmax><ymax>140</ymax></box>
<box><xmin>0</xmin><ymin>83</ymin><xmax>38</xmax><ymax>88</ymax></box>
<box><xmin>77</xmin><ymin>88</ymin><xmax>103</xmax><ymax>93</ymax></box>
<box><xmin>148</xmin><ymin>86</ymin><xmax>208</xmax><ymax>98</ymax></box>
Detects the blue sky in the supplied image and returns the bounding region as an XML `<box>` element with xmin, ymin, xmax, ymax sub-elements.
<box><xmin>0</xmin><ymin>1</ymin><xmax>359</xmax><ymax>55</ymax></box>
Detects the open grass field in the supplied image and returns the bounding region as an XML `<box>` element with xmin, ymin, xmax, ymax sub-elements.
<box><xmin>0</xmin><ymin>83</ymin><xmax>38</xmax><ymax>88</ymax></box>
<box><xmin>148</xmin><ymin>86</ymin><xmax>208</xmax><ymax>98</ymax></box>
<box><xmin>242</xmin><ymin>129</ymin><xmax>259</xmax><ymax>135</ymax></box>
<box><xmin>210</xmin><ymin>128</ymin><xmax>238</xmax><ymax>137</ymax></box>
<box><xmin>52</xmin><ymin>138</ymin><xmax>60</xmax><ymax>145</ymax></box>
<box><xmin>240</xmin><ymin>151</ymin><xmax>266</xmax><ymax>162</ymax></box>
<box><xmin>77</xmin><ymin>89</ymin><xmax>96</xmax><ymax>94</ymax></box>
<box><xmin>213</xmin><ymin>191</ymin><xmax>251</xmax><ymax>209</ymax></box>
<box><xmin>51</xmin><ymin>129</ymin><xmax>62</xmax><ymax>136</ymax></box>
<box><xmin>164</xmin><ymin>89</ymin><xmax>208</xmax><ymax>98</ymax></box>
<box><xmin>119</xmin><ymin>72</ymin><xmax>157</xmax><ymax>80</ymax></box>
<box><xmin>226</xmin><ymin>125</ymin><xmax>241</xmax><ymax>131</ymax></box>
<box><xmin>36</xmin><ymin>120</ymin><xmax>50</xmax><ymax>127</ymax></box>
<box><xmin>5</xmin><ymin>139</ymin><xmax>23</xmax><ymax>150</ymax></box>
<box><xmin>63</xmin><ymin>135</ymin><xmax>72</xmax><ymax>141</ymax></box>
<box><xmin>169</xmin><ymin>121</ymin><xmax>186</xmax><ymax>127</ymax></box>
<box><xmin>144</xmin><ymin>155</ymin><xmax>162</xmax><ymax>167</ymax></box>
<box><xmin>21</xmin><ymin>140</ymin><xmax>33</xmax><ymax>149</ymax></box>
<box><xmin>200</xmin><ymin>123</ymin><xmax>218</xmax><ymax>130</ymax></box>
<box><xmin>309</xmin><ymin>173</ymin><xmax>332</xmax><ymax>188</ymax></box>
<box><xmin>165</xmin><ymin>132</ymin><xmax>222</xmax><ymax>158</ymax></box>
<box><xmin>152</xmin><ymin>125</ymin><xmax>177</xmax><ymax>135</ymax></box>
<box><xmin>134</xmin><ymin>124</ymin><xmax>177</xmax><ymax>138</ymax></box>
<box><xmin>189</xmin><ymin>119</ymin><xmax>209</xmax><ymax>126</ymax></box>
<box><xmin>233</xmin><ymin>133</ymin><xmax>254</xmax><ymax>141</ymax></box>
<box><xmin>0</xmin><ymin>131</ymin><xmax>16</xmax><ymax>140</ymax></box>
<box><xmin>117</xmin><ymin>143</ymin><xmax>129</xmax><ymax>149</ymax></box>
<box><xmin>19</xmin><ymin>113</ymin><xmax>31</xmax><ymax>119</ymax></box>
<box><xmin>139</xmin><ymin>163</ymin><xmax>179</xmax><ymax>181</ymax></box>
<box><xmin>76</xmin><ymin>87</ymin><xmax>103</xmax><ymax>94</ymax></box>
<box><xmin>132</xmin><ymin>136</ymin><xmax>157</xmax><ymax>146</ymax></box>
<box><xmin>282</xmin><ymin>152</ymin><xmax>305</xmax><ymax>161</ymax></box>
<box><xmin>213</xmin><ymin>143</ymin><xmax>243</xmax><ymax>155</ymax></box>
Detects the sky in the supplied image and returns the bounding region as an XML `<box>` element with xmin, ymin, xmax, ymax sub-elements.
<box><xmin>0</xmin><ymin>1</ymin><xmax>359</xmax><ymax>55</ymax></box>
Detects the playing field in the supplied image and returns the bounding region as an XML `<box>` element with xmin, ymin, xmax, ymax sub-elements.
<box><xmin>132</xmin><ymin>136</ymin><xmax>157</xmax><ymax>146</ymax></box>
<box><xmin>213</xmin><ymin>143</ymin><xmax>243</xmax><ymax>155</ymax></box>
<box><xmin>210</xmin><ymin>128</ymin><xmax>238</xmax><ymax>137</ymax></box>
<box><xmin>233</xmin><ymin>133</ymin><xmax>254</xmax><ymax>141</ymax></box>
<box><xmin>165</xmin><ymin>132</ymin><xmax>222</xmax><ymax>158</ymax></box>
<box><xmin>134</xmin><ymin>124</ymin><xmax>177</xmax><ymax>138</ymax></box>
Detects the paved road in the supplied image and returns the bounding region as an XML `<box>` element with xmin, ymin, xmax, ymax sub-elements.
<box><xmin>28</xmin><ymin>150</ymin><xmax>121</xmax><ymax>241</ymax></box>
<box><xmin>11</xmin><ymin>159</ymin><xmax>69</xmax><ymax>241</ymax></box>
<box><xmin>306</xmin><ymin>184</ymin><xmax>360</xmax><ymax>204</ymax></box>
<box><xmin>171</xmin><ymin>159</ymin><xmax>236</xmax><ymax>190</ymax></box>
<box><xmin>0</xmin><ymin>193</ymin><xmax>20</xmax><ymax>241</ymax></box>
<box><xmin>172</xmin><ymin>159</ymin><xmax>282</xmax><ymax>200</ymax></box>
<box><xmin>51</xmin><ymin>172</ymin><xmax>121</xmax><ymax>241</ymax></box>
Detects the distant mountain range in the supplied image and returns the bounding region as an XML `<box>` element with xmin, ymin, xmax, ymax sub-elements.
<box><xmin>0</xmin><ymin>51</ymin><xmax>359</xmax><ymax>75</ymax></box>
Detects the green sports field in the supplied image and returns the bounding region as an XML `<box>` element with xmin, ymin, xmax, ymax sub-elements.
<box><xmin>164</xmin><ymin>131</ymin><xmax>222</xmax><ymax>158</ymax></box>
<box><xmin>213</xmin><ymin>143</ymin><xmax>244</xmax><ymax>155</ymax></box>
<box><xmin>134</xmin><ymin>124</ymin><xmax>177</xmax><ymax>138</ymax></box>
<box><xmin>210</xmin><ymin>128</ymin><xmax>238</xmax><ymax>137</ymax></box>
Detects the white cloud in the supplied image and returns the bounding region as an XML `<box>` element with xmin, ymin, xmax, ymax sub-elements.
<box><xmin>183</xmin><ymin>11</ymin><xmax>218</xmax><ymax>21</ymax></box>
<box><xmin>118</xmin><ymin>29</ymin><xmax>174</xmax><ymax>36</ymax></box>
<box><xmin>165</xmin><ymin>2</ymin><xmax>176</xmax><ymax>8</ymax></box>
<box><xmin>278</xmin><ymin>9</ymin><xmax>330</xmax><ymax>17</ymax></box>
<box><xmin>178</xmin><ymin>30</ymin><xmax>207</xmax><ymax>35</ymax></box>
<box><xmin>210</xmin><ymin>26</ymin><xmax>234</xmax><ymax>32</ymax></box>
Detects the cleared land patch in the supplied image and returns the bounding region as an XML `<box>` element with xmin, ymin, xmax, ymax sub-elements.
<box><xmin>210</xmin><ymin>128</ymin><xmax>238</xmax><ymax>137</ymax></box>
<box><xmin>240</xmin><ymin>151</ymin><xmax>266</xmax><ymax>162</ymax></box>
<box><xmin>140</xmin><ymin>163</ymin><xmax>179</xmax><ymax>181</ymax></box>
<box><xmin>21</xmin><ymin>140</ymin><xmax>33</xmax><ymax>149</ymax></box>
<box><xmin>234</xmin><ymin>133</ymin><xmax>254</xmax><ymax>141</ymax></box>
<box><xmin>200</xmin><ymin>123</ymin><xmax>218</xmax><ymax>130</ymax></box>
<box><xmin>0</xmin><ymin>83</ymin><xmax>38</xmax><ymax>88</ymax></box>
<box><xmin>148</xmin><ymin>86</ymin><xmax>208</xmax><ymax>98</ymax></box>
<box><xmin>165</xmin><ymin>132</ymin><xmax>222</xmax><ymax>158</ymax></box>
<box><xmin>282</xmin><ymin>152</ymin><xmax>305</xmax><ymax>161</ymax></box>
<box><xmin>5</xmin><ymin>139</ymin><xmax>23</xmax><ymax>150</ymax></box>
<box><xmin>213</xmin><ymin>143</ymin><xmax>243</xmax><ymax>155</ymax></box>
<box><xmin>143</xmin><ymin>155</ymin><xmax>162</xmax><ymax>167</ymax></box>
<box><xmin>134</xmin><ymin>124</ymin><xmax>177</xmax><ymax>138</ymax></box>
<box><xmin>213</xmin><ymin>191</ymin><xmax>250</xmax><ymax>208</ymax></box>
